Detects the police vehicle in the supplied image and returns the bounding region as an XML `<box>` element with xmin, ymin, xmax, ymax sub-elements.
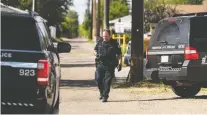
<box><xmin>145</xmin><ymin>12</ymin><xmax>207</xmax><ymax>98</ymax></box>
<box><xmin>1</xmin><ymin>4</ymin><xmax>71</xmax><ymax>113</ymax></box>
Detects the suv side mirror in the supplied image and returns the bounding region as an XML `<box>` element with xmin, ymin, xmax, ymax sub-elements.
<box><xmin>57</xmin><ymin>42</ymin><xmax>71</xmax><ymax>53</ymax></box>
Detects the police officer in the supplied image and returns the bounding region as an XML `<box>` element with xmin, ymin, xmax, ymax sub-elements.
<box><xmin>94</xmin><ymin>29</ymin><xmax>122</xmax><ymax>102</ymax></box>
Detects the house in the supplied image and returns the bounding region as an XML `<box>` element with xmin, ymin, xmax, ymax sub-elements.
<box><xmin>109</xmin><ymin>4</ymin><xmax>205</xmax><ymax>32</ymax></box>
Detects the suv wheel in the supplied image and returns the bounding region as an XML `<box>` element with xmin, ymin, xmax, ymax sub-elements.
<box><xmin>54</xmin><ymin>92</ymin><xmax>60</xmax><ymax>109</ymax></box>
<box><xmin>171</xmin><ymin>86</ymin><xmax>201</xmax><ymax>98</ymax></box>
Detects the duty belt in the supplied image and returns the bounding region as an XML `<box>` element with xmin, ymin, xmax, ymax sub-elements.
<box><xmin>97</xmin><ymin>60</ymin><xmax>112</xmax><ymax>66</ymax></box>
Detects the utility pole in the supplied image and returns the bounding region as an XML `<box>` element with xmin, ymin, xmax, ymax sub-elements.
<box><xmin>128</xmin><ymin>0</ymin><xmax>144</xmax><ymax>83</ymax></box>
<box><xmin>104</xmin><ymin>0</ymin><xmax>109</xmax><ymax>29</ymax></box>
<box><xmin>89</xmin><ymin>0</ymin><xmax>93</xmax><ymax>40</ymax></box>
<box><xmin>92</xmin><ymin>0</ymin><xmax>97</xmax><ymax>40</ymax></box>
<box><xmin>96</xmin><ymin>0</ymin><xmax>101</xmax><ymax>41</ymax></box>
<box><xmin>32</xmin><ymin>0</ymin><xmax>38</xmax><ymax>11</ymax></box>
<box><xmin>32</xmin><ymin>0</ymin><xmax>35</xmax><ymax>11</ymax></box>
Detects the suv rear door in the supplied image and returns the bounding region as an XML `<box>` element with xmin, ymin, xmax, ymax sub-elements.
<box><xmin>190</xmin><ymin>17</ymin><xmax>207</xmax><ymax>58</ymax></box>
<box><xmin>187</xmin><ymin>16</ymin><xmax>207</xmax><ymax>78</ymax></box>
<box><xmin>146</xmin><ymin>18</ymin><xmax>190</xmax><ymax>70</ymax></box>
<box><xmin>1</xmin><ymin>15</ymin><xmax>46</xmax><ymax>103</ymax></box>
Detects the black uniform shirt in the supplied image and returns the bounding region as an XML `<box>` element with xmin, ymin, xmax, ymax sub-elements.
<box><xmin>94</xmin><ymin>38</ymin><xmax>122</xmax><ymax>62</ymax></box>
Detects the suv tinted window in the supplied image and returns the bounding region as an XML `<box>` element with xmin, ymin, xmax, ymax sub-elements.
<box><xmin>190</xmin><ymin>17</ymin><xmax>207</xmax><ymax>51</ymax></box>
<box><xmin>149</xmin><ymin>19</ymin><xmax>190</xmax><ymax>48</ymax></box>
<box><xmin>191</xmin><ymin>17</ymin><xmax>207</xmax><ymax>40</ymax></box>
<box><xmin>2</xmin><ymin>16</ymin><xmax>41</xmax><ymax>51</ymax></box>
<box><xmin>37</xmin><ymin>22</ymin><xmax>53</xmax><ymax>47</ymax></box>
<box><xmin>157</xmin><ymin>23</ymin><xmax>180</xmax><ymax>45</ymax></box>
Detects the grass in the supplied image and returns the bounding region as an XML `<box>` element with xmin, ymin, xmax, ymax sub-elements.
<box><xmin>112</xmin><ymin>81</ymin><xmax>207</xmax><ymax>94</ymax></box>
<box><xmin>112</xmin><ymin>81</ymin><xmax>170</xmax><ymax>89</ymax></box>
<box><xmin>112</xmin><ymin>81</ymin><xmax>171</xmax><ymax>94</ymax></box>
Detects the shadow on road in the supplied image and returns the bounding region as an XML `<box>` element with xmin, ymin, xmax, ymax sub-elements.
<box><xmin>60</xmin><ymin>63</ymin><xmax>95</xmax><ymax>68</ymax></box>
<box><xmin>60</xmin><ymin>80</ymin><xmax>97</xmax><ymax>88</ymax></box>
<box><xmin>108</xmin><ymin>100</ymin><xmax>139</xmax><ymax>103</ymax></box>
<box><xmin>138</xmin><ymin>95</ymin><xmax>207</xmax><ymax>101</ymax></box>
<box><xmin>108</xmin><ymin>95</ymin><xmax>207</xmax><ymax>103</ymax></box>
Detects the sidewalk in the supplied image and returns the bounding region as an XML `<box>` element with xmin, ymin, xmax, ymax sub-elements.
<box><xmin>114</xmin><ymin>67</ymin><xmax>130</xmax><ymax>83</ymax></box>
<box><xmin>114</xmin><ymin>59</ymin><xmax>148</xmax><ymax>83</ymax></box>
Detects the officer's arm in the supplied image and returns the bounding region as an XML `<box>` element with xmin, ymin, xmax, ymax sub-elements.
<box><xmin>94</xmin><ymin>43</ymin><xmax>98</xmax><ymax>56</ymax></box>
<box><xmin>115</xmin><ymin>42</ymin><xmax>122</xmax><ymax>65</ymax></box>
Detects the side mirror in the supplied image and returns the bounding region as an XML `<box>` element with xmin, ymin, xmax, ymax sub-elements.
<box><xmin>57</xmin><ymin>42</ymin><xmax>71</xmax><ymax>53</ymax></box>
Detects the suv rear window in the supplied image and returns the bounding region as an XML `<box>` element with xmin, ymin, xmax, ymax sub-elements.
<box><xmin>157</xmin><ymin>23</ymin><xmax>180</xmax><ymax>45</ymax></box>
<box><xmin>2</xmin><ymin>16</ymin><xmax>41</xmax><ymax>51</ymax></box>
<box><xmin>149</xmin><ymin>19</ymin><xmax>190</xmax><ymax>48</ymax></box>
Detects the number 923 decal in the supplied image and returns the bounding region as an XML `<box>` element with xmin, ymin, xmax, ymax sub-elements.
<box><xmin>19</xmin><ymin>69</ymin><xmax>35</xmax><ymax>76</ymax></box>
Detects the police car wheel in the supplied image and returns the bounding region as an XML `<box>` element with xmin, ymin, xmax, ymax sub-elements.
<box><xmin>54</xmin><ymin>92</ymin><xmax>60</xmax><ymax>109</ymax></box>
<box><xmin>171</xmin><ymin>86</ymin><xmax>201</xmax><ymax>98</ymax></box>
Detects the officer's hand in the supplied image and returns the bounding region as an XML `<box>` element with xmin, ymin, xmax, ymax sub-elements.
<box><xmin>117</xmin><ymin>64</ymin><xmax>122</xmax><ymax>72</ymax></box>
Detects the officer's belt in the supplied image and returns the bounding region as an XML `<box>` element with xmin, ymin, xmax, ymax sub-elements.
<box><xmin>97</xmin><ymin>60</ymin><xmax>112</xmax><ymax>66</ymax></box>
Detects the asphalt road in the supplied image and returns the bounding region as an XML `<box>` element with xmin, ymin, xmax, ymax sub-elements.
<box><xmin>58</xmin><ymin>37</ymin><xmax>207</xmax><ymax>114</ymax></box>
<box><xmin>2</xmin><ymin>37</ymin><xmax>207</xmax><ymax>114</ymax></box>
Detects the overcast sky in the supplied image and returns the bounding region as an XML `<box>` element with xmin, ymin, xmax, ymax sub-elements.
<box><xmin>70</xmin><ymin>0</ymin><xmax>88</xmax><ymax>24</ymax></box>
<box><xmin>70</xmin><ymin>0</ymin><xmax>132</xmax><ymax>24</ymax></box>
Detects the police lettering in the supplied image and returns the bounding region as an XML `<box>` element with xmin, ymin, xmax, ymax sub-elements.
<box><xmin>0</xmin><ymin>53</ymin><xmax>12</xmax><ymax>58</ymax></box>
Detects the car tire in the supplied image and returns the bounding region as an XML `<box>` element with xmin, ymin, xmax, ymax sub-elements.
<box><xmin>49</xmin><ymin>91</ymin><xmax>60</xmax><ymax>114</ymax></box>
<box><xmin>54</xmin><ymin>92</ymin><xmax>60</xmax><ymax>109</ymax></box>
<box><xmin>171</xmin><ymin>86</ymin><xmax>201</xmax><ymax>98</ymax></box>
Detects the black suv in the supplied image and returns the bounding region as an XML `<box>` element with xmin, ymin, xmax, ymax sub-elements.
<box><xmin>145</xmin><ymin>12</ymin><xmax>207</xmax><ymax>98</ymax></box>
<box><xmin>1</xmin><ymin>5</ymin><xmax>71</xmax><ymax>113</ymax></box>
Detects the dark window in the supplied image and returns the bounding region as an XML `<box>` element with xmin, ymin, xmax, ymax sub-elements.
<box><xmin>190</xmin><ymin>17</ymin><xmax>207</xmax><ymax>51</ymax></box>
<box><xmin>157</xmin><ymin>23</ymin><xmax>180</xmax><ymax>45</ymax></box>
<box><xmin>1</xmin><ymin>16</ymin><xmax>41</xmax><ymax>51</ymax></box>
<box><xmin>37</xmin><ymin>22</ymin><xmax>53</xmax><ymax>47</ymax></box>
<box><xmin>191</xmin><ymin>17</ymin><xmax>207</xmax><ymax>40</ymax></box>
<box><xmin>149</xmin><ymin>19</ymin><xmax>189</xmax><ymax>48</ymax></box>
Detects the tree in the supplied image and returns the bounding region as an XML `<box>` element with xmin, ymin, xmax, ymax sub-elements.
<box><xmin>99</xmin><ymin>0</ymin><xmax>129</xmax><ymax>27</ymax></box>
<box><xmin>61</xmin><ymin>10</ymin><xmax>79</xmax><ymax>38</ymax></box>
<box><xmin>1</xmin><ymin>0</ymin><xmax>73</xmax><ymax>26</ymax></box>
<box><xmin>1</xmin><ymin>0</ymin><xmax>73</xmax><ymax>38</ymax></box>
<box><xmin>144</xmin><ymin>0</ymin><xmax>179</xmax><ymax>32</ymax></box>
<box><xmin>79</xmin><ymin>0</ymin><xmax>92</xmax><ymax>39</ymax></box>
<box><xmin>109</xmin><ymin>0</ymin><xmax>129</xmax><ymax>20</ymax></box>
<box><xmin>79</xmin><ymin>8</ymin><xmax>92</xmax><ymax>39</ymax></box>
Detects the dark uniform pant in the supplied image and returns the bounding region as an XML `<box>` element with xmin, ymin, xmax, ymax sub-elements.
<box><xmin>95</xmin><ymin>63</ymin><xmax>115</xmax><ymax>98</ymax></box>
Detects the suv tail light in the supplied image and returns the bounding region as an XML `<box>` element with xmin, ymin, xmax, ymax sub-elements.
<box><xmin>184</xmin><ymin>46</ymin><xmax>199</xmax><ymax>60</ymax></box>
<box><xmin>37</xmin><ymin>59</ymin><xmax>50</xmax><ymax>85</ymax></box>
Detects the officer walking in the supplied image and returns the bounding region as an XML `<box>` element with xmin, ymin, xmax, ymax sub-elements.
<box><xmin>94</xmin><ymin>29</ymin><xmax>122</xmax><ymax>102</ymax></box>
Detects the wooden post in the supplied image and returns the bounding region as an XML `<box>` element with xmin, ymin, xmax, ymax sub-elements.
<box><xmin>128</xmin><ymin>0</ymin><xmax>144</xmax><ymax>83</ymax></box>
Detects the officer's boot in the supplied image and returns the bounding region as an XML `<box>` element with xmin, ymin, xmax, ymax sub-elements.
<box><xmin>99</xmin><ymin>93</ymin><xmax>103</xmax><ymax>100</ymax></box>
<box><xmin>102</xmin><ymin>97</ymin><xmax>108</xmax><ymax>102</ymax></box>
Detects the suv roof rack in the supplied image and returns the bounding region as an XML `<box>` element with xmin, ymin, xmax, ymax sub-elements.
<box><xmin>173</xmin><ymin>12</ymin><xmax>207</xmax><ymax>17</ymax></box>
<box><xmin>1</xmin><ymin>3</ymin><xmax>28</xmax><ymax>14</ymax></box>
<box><xmin>1</xmin><ymin>3</ymin><xmax>47</xmax><ymax>22</ymax></box>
